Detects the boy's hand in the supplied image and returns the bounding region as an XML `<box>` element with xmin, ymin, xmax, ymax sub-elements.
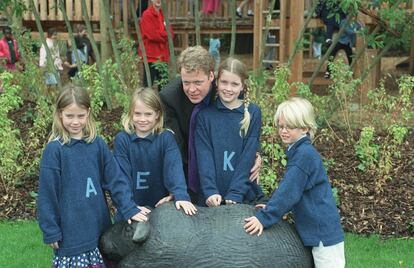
<box><xmin>175</xmin><ymin>200</ymin><xmax>197</xmax><ymax>216</ymax></box>
<box><xmin>155</xmin><ymin>194</ymin><xmax>173</xmax><ymax>207</ymax></box>
<box><xmin>244</xmin><ymin>216</ymin><xmax>264</xmax><ymax>236</ymax></box>
<box><xmin>49</xmin><ymin>242</ymin><xmax>59</xmax><ymax>249</ymax></box>
<box><xmin>249</xmin><ymin>153</ymin><xmax>262</xmax><ymax>183</ymax></box>
<box><xmin>206</xmin><ymin>194</ymin><xmax>222</xmax><ymax>207</ymax></box>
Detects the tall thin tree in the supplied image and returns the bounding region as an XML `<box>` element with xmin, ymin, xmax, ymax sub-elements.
<box><xmin>161</xmin><ymin>0</ymin><xmax>177</xmax><ymax>76</ymax></box>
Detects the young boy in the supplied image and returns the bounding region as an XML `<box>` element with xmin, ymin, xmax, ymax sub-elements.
<box><xmin>244</xmin><ymin>97</ymin><xmax>345</xmax><ymax>268</ymax></box>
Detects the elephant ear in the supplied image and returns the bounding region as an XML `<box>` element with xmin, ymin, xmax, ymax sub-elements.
<box><xmin>132</xmin><ymin>221</ymin><xmax>151</xmax><ymax>243</ymax></box>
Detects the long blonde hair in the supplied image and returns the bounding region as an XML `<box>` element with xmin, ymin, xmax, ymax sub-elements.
<box><xmin>274</xmin><ymin>97</ymin><xmax>317</xmax><ymax>140</ymax></box>
<box><xmin>122</xmin><ymin>87</ymin><xmax>164</xmax><ymax>135</ymax></box>
<box><xmin>49</xmin><ymin>84</ymin><xmax>96</xmax><ymax>144</ymax></box>
<box><xmin>217</xmin><ymin>57</ymin><xmax>251</xmax><ymax>137</ymax></box>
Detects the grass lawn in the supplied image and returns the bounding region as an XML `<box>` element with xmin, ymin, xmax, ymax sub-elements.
<box><xmin>0</xmin><ymin>221</ymin><xmax>413</xmax><ymax>267</ymax></box>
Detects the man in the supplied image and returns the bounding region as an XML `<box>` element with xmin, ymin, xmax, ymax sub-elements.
<box><xmin>0</xmin><ymin>26</ymin><xmax>22</xmax><ymax>71</ymax></box>
<box><xmin>160</xmin><ymin>46</ymin><xmax>260</xmax><ymax>202</ymax></box>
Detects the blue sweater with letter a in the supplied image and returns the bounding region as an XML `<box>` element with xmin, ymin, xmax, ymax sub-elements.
<box><xmin>113</xmin><ymin>130</ymin><xmax>190</xmax><ymax>213</ymax></box>
<box><xmin>195</xmin><ymin>98</ymin><xmax>263</xmax><ymax>204</ymax></box>
<box><xmin>37</xmin><ymin>137</ymin><xmax>139</xmax><ymax>257</ymax></box>
<box><xmin>255</xmin><ymin>136</ymin><xmax>344</xmax><ymax>247</ymax></box>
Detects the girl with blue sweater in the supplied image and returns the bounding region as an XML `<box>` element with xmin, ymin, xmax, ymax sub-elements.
<box><xmin>113</xmin><ymin>88</ymin><xmax>197</xmax><ymax>217</ymax></box>
<box><xmin>38</xmin><ymin>84</ymin><xmax>147</xmax><ymax>268</ymax></box>
<box><xmin>195</xmin><ymin>57</ymin><xmax>263</xmax><ymax>207</ymax></box>
<box><xmin>244</xmin><ymin>97</ymin><xmax>345</xmax><ymax>268</ymax></box>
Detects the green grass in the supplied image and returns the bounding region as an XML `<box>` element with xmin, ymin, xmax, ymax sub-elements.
<box><xmin>0</xmin><ymin>221</ymin><xmax>413</xmax><ymax>267</ymax></box>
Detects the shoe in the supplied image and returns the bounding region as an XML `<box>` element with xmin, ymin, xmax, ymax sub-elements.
<box><xmin>236</xmin><ymin>9</ymin><xmax>242</xmax><ymax>18</ymax></box>
<box><xmin>324</xmin><ymin>71</ymin><xmax>330</xmax><ymax>79</ymax></box>
<box><xmin>247</xmin><ymin>10</ymin><xmax>254</xmax><ymax>16</ymax></box>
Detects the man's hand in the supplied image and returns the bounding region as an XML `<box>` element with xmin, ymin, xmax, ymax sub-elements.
<box><xmin>249</xmin><ymin>153</ymin><xmax>262</xmax><ymax>184</ymax></box>
<box><xmin>244</xmin><ymin>216</ymin><xmax>264</xmax><ymax>236</ymax></box>
<box><xmin>175</xmin><ymin>200</ymin><xmax>197</xmax><ymax>215</ymax></box>
<box><xmin>206</xmin><ymin>194</ymin><xmax>222</xmax><ymax>207</ymax></box>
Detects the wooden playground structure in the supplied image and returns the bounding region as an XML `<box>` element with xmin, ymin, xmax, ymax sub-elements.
<box><xmin>2</xmin><ymin>0</ymin><xmax>414</xmax><ymax>85</ymax></box>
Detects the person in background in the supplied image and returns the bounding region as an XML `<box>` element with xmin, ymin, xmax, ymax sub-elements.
<box><xmin>202</xmin><ymin>0</ymin><xmax>221</xmax><ymax>17</ymax></box>
<box><xmin>208</xmin><ymin>34</ymin><xmax>220</xmax><ymax>76</ymax></box>
<box><xmin>0</xmin><ymin>26</ymin><xmax>22</xmax><ymax>72</ymax></box>
<box><xmin>39</xmin><ymin>28</ymin><xmax>63</xmax><ymax>88</ymax></box>
<box><xmin>139</xmin><ymin>0</ymin><xmax>173</xmax><ymax>89</ymax></box>
<box><xmin>113</xmin><ymin>87</ymin><xmax>197</xmax><ymax>218</ymax></box>
<box><xmin>244</xmin><ymin>97</ymin><xmax>345</xmax><ymax>268</ymax></box>
<box><xmin>195</xmin><ymin>57</ymin><xmax>263</xmax><ymax>207</ymax></box>
<box><xmin>311</xmin><ymin>27</ymin><xmax>326</xmax><ymax>60</ymax></box>
<box><xmin>236</xmin><ymin>0</ymin><xmax>253</xmax><ymax>18</ymax></box>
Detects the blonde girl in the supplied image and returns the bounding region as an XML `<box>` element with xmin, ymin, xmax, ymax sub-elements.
<box><xmin>37</xmin><ymin>84</ymin><xmax>146</xmax><ymax>268</ymax></box>
<box><xmin>113</xmin><ymin>87</ymin><xmax>197</xmax><ymax>218</ymax></box>
<box><xmin>244</xmin><ymin>97</ymin><xmax>345</xmax><ymax>268</ymax></box>
<box><xmin>195</xmin><ymin>57</ymin><xmax>263</xmax><ymax>207</ymax></box>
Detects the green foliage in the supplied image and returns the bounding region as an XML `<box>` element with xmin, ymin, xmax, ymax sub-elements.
<box><xmin>355</xmin><ymin>126</ymin><xmax>379</xmax><ymax>171</ymax></box>
<box><xmin>331</xmin><ymin>187</ymin><xmax>340</xmax><ymax>206</ymax></box>
<box><xmin>0</xmin><ymin>72</ymin><xmax>23</xmax><ymax>188</ymax></box>
<box><xmin>152</xmin><ymin>61</ymin><xmax>170</xmax><ymax>90</ymax></box>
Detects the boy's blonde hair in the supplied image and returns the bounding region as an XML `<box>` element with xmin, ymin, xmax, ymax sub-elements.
<box><xmin>49</xmin><ymin>84</ymin><xmax>97</xmax><ymax>144</ymax></box>
<box><xmin>122</xmin><ymin>87</ymin><xmax>164</xmax><ymax>135</ymax></box>
<box><xmin>177</xmin><ymin>46</ymin><xmax>214</xmax><ymax>75</ymax></box>
<box><xmin>274</xmin><ymin>97</ymin><xmax>317</xmax><ymax>140</ymax></box>
<box><xmin>217</xmin><ymin>57</ymin><xmax>251</xmax><ymax>137</ymax></box>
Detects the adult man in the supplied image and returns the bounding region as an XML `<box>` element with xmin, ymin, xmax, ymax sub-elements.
<box><xmin>160</xmin><ymin>46</ymin><xmax>260</xmax><ymax>202</ymax></box>
<box><xmin>0</xmin><ymin>26</ymin><xmax>22</xmax><ymax>71</ymax></box>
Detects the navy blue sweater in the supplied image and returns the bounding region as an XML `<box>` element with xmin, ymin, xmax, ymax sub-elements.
<box><xmin>37</xmin><ymin>137</ymin><xmax>139</xmax><ymax>257</ymax></box>
<box><xmin>113</xmin><ymin>130</ymin><xmax>190</xmax><ymax>212</ymax></box>
<box><xmin>195</xmin><ymin>98</ymin><xmax>263</xmax><ymax>203</ymax></box>
<box><xmin>256</xmin><ymin>136</ymin><xmax>344</xmax><ymax>247</ymax></box>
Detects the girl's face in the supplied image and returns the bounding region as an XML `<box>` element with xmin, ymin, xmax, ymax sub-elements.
<box><xmin>132</xmin><ymin>100</ymin><xmax>159</xmax><ymax>138</ymax></box>
<box><xmin>60</xmin><ymin>103</ymin><xmax>89</xmax><ymax>139</ymax></box>
<box><xmin>217</xmin><ymin>70</ymin><xmax>243</xmax><ymax>109</ymax></box>
<box><xmin>277</xmin><ymin>116</ymin><xmax>308</xmax><ymax>145</ymax></box>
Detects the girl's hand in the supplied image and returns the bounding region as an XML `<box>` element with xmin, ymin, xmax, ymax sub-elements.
<box><xmin>255</xmin><ymin>203</ymin><xmax>266</xmax><ymax>209</ymax></box>
<box><xmin>155</xmin><ymin>194</ymin><xmax>174</xmax><ymax>207</ymax></box>
<box><xmin>244</xmin><ymin>216</ymin><xmax>264</xmax><ymax>236</ymax></box>
<box><xmin>128</xmin><ymin>206</ymin><xmax>152</xmax><ymax>224</ymax></box>
<box><xmin>49</xmin><ymin>242</ymin><xmax>59</xmax><ymax>249</ymax></box>
<box><xmin>225</xmin><ymin>200</ymin><xmax>237</xmax><ymax>205</ymax></box>
<box><xmin>175</xmin><ymin>201</ymin><xmax>197</xmax><ymax>216</ymax></box>
<box><xmin>249</xmin><ymin>153</ymin><xmax>262</xmax><ymax>183</ymax></box>
<box><xmin>206</xmin><ymin>194</ymin><xmax>222</xmax><ymax>207</ymax></box>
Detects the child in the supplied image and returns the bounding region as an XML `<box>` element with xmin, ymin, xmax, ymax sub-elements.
<box><xmin>244</xmin><ymin>97</ymin><xmax>345</xmax><ymax>268</ymax></box>
<box><xmin>37</xmin><ymin>84</ymin><xmax>148</xmax><ymax>267</ymax></box>
<box><xmin>208</xmin><ymin>35</ymin><xmax>220</xmax><ymax>76</ymax></box>
<box><xmin>195</xmin><ymin>57</ymin><xmax>263</xmax><ymax>207</ymax></box>
<box><xmin>113</xmin><ymin>87</ymin><xmax>197</xmax><ymax>218</ymax></box>
<box><xmin>39</xmin><ymin>28</ymin><xmax>63</xmax><ymax>88</ymax></box>
<box><xmin>236</xmin><ymin>0</ymin><xmax>254</xmax><ymax>18</ymax></box>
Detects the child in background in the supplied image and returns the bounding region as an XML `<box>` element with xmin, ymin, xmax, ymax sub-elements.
<box><xmin>39</xmin><ymin>28</ymin><xmax>63</xmax><ymax>88</ymax></box>
<box><xmin>244</xmin><ymin>97</ymin><xmax>345</xmax><ymax>268</ymax></box>
<box><xmin>37</xmin><ymin>84</ymin><xmax>148</xmax><ymax>268</ymax></box>
<box><xmin>195</xmin><ymin>57</ymin><xmax>263</xmax><ymax>207</ymax></box>
<box><xmin>202</xmin><ymin>0</ymin><xmax>221</xmax><ymax>16</ymax></box>
<box><xmin>236</xmin><ymin>0</ymin><xmax>254</xmax><ymax>18</ymax></box>
<box><xmin>208</xmin><ymin>35</ymin><xmax>220</xmax><ymax>76</ymax></box>
<box><xmin>113</xmin><ymin>88</ymin><xmax>197</xmax><ymax>218</ymax></box>
<box><xmin>311</xmin><ymin>28</ymin><xmax>326</xmax><ymax>60</ymax></box>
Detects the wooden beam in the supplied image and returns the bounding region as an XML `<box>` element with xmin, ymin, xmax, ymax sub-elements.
<box><xmin>252</xmin><ymin>0</ymin><xmax>262</xmax><ymax>70</ymax></box>
<box><xmin>288</xmin><ymin>0</ymin><xmax>304</xmax><ymax>87</ymax></box>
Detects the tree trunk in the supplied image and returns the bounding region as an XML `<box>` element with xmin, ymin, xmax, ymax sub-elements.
<box><xmin>229</xmin><ymin>0</ymin><xmax>236</xmax><ymax>57</ymax></box>
<box><xmin>99</xmin><ymin>0</ymin><xmax>112</xmax><ymax>61</ymax></box>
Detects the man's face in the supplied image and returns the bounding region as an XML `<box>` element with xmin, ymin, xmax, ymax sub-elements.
<box><xmin>181</xmin><ymin>69</ymin><xmax>214</xmax><ymax>104</ymax></box>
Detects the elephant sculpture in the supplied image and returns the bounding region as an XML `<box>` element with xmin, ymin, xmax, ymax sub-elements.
<box><xmin>100</xmin><ymin>203</ymin><xmax>313</xmax><ymax>267</ymax></box>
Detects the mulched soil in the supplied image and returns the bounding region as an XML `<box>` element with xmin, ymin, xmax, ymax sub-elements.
<box><xmin>1</xmin><ymin>89</ymin><xmax>413</xmax><ymax>239</ymax></box>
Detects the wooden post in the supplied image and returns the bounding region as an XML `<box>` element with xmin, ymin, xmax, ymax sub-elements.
<box><xmin>288</xmin><ymin>0</ymin><xmax>304</xmax><ymax>88</ymax></box>
<box><xmin>123</xmin><ymin>0</ymin><xmax>129</xmax><ymax>35</ymax></box>
<box><xmin>252</xmin><ymin>0</ymin><xmax>261</xmax><ymax>70</ymax></box>
<box><xmin>279</xmin><ymin>0</ymin><xmax>287</xmax><ymax>63</ymax></box>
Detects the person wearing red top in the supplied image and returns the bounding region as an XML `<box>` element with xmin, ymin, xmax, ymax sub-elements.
<box><xmin>0</xmin><ymin>26</ymin><xmax>22</xmax><ymax>72</ymax></box>
<box><xmin>139</xmin><ymin>0</ymin><xmax>174</xmax><ymax>89</ymax></box>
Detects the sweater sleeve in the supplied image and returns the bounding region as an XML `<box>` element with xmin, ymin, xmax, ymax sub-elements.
<box><xmin>112</xmin><ymin>133</ymin><xmax>134</xmax><ymax>192</ymax></box>
<box><xmin>37</xmin><ymin>143</ymin><xmax>63</xmax><ymax>244</ymax></box>
<box><xmin>140</xmin><ymin>12</ymin><xmax>167</xmax><ymax>43</ymax></box>
<box><xmin>195</xmin><ymin>113</ymin><xmax>220</xmax><ymax>198</ymax></box>
<box><xmin>100</xmin><ymin>138</ymin><xmax>140</xmax><ymax>220</ymax></box>
<box><xmin>225</xmin><ymin>108</ymin><xmax>261</xmax><ymax>203</ymax></box>
<box><xmin>162</xmin><ymin>131</ymin><xmax>191</xmax><ymax>201</ymax></box>
<box><xmin>255</xmin><ymin>165</ymin><xmax>309</xmax><ymax>228</ymax></box>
